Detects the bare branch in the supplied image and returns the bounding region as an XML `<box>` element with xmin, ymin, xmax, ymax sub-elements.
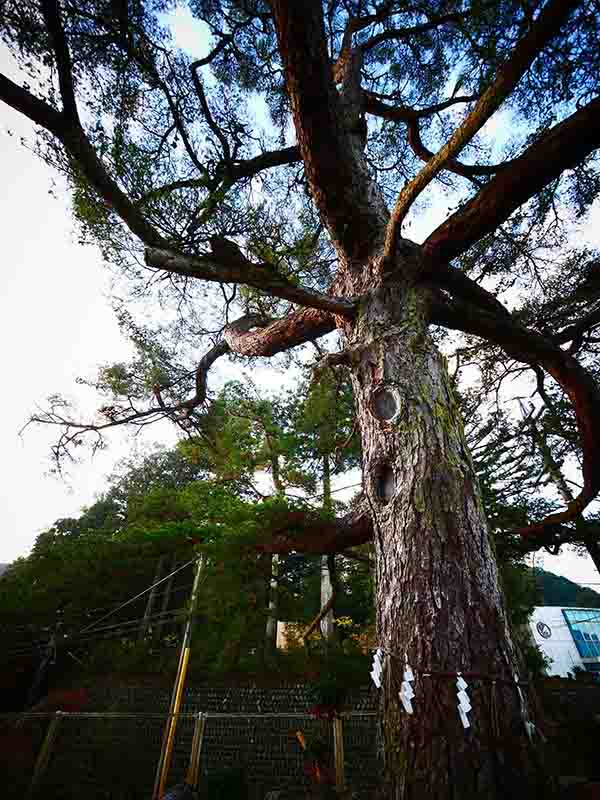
<box><xmin>423</xmin><ymin>96</ymin><xmax>600</xmax><ymax>269</ymax></box>
<box><xmin>136</xmin><ymin>146</ymin><xmax>300</xmax><ymax>206</ymax></box>
<box><xmin>144</xmin><ymin>246</ymin><xmax>356</xmax><ymax>316</ymax></box>
<box><xmin>364</xmin><ymin>92</ymin><xmax>511</xmax><ymax>178</ymax></box>
<box><xmin>364</xmin><ymin>92</ymin><xmax>478</xmax><ymax>122</ymax></box>
<box><xmin>190</xmin><ymin>61</ymin><xmax>232</xmax><ymax>163</ymax></box>
<box><xmin>360</xmin><ymin>12</ymin><xmax>462</xmax><ymax>53</ymax></box>
<box><xmin>405</xmin><ymin>117</ymin><xmax>511</xmax><ymax>178</ymax></box>
<box><xmin>430</xmin><ymin>292</ymin><xmax>600</xmax><ymax>537</ymax></box>
<box><xmin>384</xmin><ymin>0</ymin><xmax>581</xmax><ymax>261</ymax></box>
<box><xmin>553</xmin><ymin>306</ymin><xmax>600</xmax><ymax>346</ymax></box>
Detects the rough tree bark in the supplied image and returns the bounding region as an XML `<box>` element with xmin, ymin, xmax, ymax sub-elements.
<box><xmin>342</xmin><ymin>272</ymin><xmax>546</xmax><ymax>798</ymax></box>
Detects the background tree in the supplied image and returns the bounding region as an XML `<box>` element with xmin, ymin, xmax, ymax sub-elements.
<box><xmin>2</xmin><ymin>0</ymin><xmax>600</xmax><ymax>795</ymax></box>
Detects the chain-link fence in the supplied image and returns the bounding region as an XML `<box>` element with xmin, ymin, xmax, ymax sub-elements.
<box><xmin>1</xmin><ymin>710</ymin><xmax>380</xmax><ymax>799</ymax></box>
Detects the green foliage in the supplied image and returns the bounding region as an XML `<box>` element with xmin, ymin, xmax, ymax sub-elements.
<box><xmin>305</xmin><ymin>645</ymin><xmax>370</xmax><ymax>708</ymax></box>
<box><xmin>499</xmin><ymin>561</ymin><xmax>539</xmax><ymax>629</ymax></box>
<box><xmin>76</xmin><ymin>637</ymin><xmax>180</xmax><ymax>676</ymax></box>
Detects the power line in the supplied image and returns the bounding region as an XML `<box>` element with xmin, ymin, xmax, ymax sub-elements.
<box><xmin>77</xmin><ymin>555</ymin><xmax>201</xmax><ymax>635</ymax></box>
<box><xmin>285</xmin><ymin>481</ymin><xmax>363</xmax><ymax>502</ymax></box>
<box><xmin>3</xmin><ymin>607</ymin><xmax>189</xmax><ymax>660</ymax></box>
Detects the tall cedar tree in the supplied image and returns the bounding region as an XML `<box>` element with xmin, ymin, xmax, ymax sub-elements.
<box><xmin>2</xmin><ymin>1</ymin><xmax>600</xmax><ymax>796</ymax></box>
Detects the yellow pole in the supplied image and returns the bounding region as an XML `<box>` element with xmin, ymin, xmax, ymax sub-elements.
<box><xmin>27</xmin><ymin>711</ymin><xmax>63</xmax><ymax>799</ymax></box>
<box><xmin>157</xmin><ymin>647</ymin><xmax>191</xmax><ymax>797</ymax></box>
<box><xmin>154</xmin><ymin>555</ymin><xmax>203</xmax><ymax>798</ymax></box>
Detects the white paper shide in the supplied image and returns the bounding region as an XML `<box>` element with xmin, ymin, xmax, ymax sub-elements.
<box><xmin>370</xmin><ymin>647</ymin><xmax>384</xmax><ymax>689</ymax></box>
<box><xmin>399</xmin><ymin>662</ymin><xmax>415</xmax><ymax>714</ymax></box>
<box><xmin>456</xmin><ymin>674</ymin><xmax>472</xmax><ymax>729</ymax></box>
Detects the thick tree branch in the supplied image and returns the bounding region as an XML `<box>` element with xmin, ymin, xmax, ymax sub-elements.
<box><xmin>229</xmin><ymin>145</ymin><xmax>300</xmax><ymax>180</ymax></box>
<box><xmin>0</xmin><ymin>72</ymin><xmax>67</xmax><ymax>138</ymax></box>
<box><xmin>425</xmin><ymin>268</ymin><xmax>511</xmax><ymax>317</ymax></box>
<box><xmin>271</xmin><ymin>0</ymin><xmax>387</xmax><ymax>261</ymax></box>
<box><xmin>63</xmin><ymin>125</ymin><xmax>167</xmax><ymax>246</ymax></box>
<box><xmin>223</xmin><ymin>308</ymin><xmax>336</xmax><ymax>357</ymax></box>
<box><xmin>157</xmin><ymin>339</ymin><xmax>231</xmax><ymax>416</ymax></box>
<box><xmin>144</xmin><ymin>247</ymin><xmax>355</xmax><ymax>316</ymax></box>
<box><xmin>423</xmin><ymin>96</ymin><xmax>600</xmax><ymax>268</ymax></box>
<box><xmin>41</xmin><ymin>0</ymin><xmax>80</xmax><ymax>123</ymax></box>
<box><xmin>1</xmin><ymin>69</ymin><xmax>318</xmax><ymax>312</ymax></box>
<box><xmin>384</xmin><ymin>0</ymin><xmax>581</xmax><ymax>261</ymax></box>
<box><xmin>430</xmin><ymin>294</ymin><xmax>600</xmax><ymax>538</ymax></box>
<box><xmin>257</xmin><ymin>507</ymin><xmax>373</xmax><ymax>556</ymax></box>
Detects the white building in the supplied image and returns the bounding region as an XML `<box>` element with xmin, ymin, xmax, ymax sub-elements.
<box><xmin>529</xmin><ymin>606</ymin><xmax>600</xmax><ymax>678</ymax></box>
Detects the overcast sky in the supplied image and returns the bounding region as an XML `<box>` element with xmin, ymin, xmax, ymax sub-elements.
<box><xmin>1</xmin><ymin>10</ymin><xmax>599</xmax><ymax>589</ymax></box>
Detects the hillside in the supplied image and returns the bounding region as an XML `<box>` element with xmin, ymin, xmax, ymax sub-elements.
<box><xmin>534</xmin><ymin>568</ymin><xmax>600</xmax><ymax>608</ymax></box>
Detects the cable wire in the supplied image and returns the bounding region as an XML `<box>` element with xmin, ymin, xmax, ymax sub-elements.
<box><xmin>77</xmin><ymin>555</ymin><xmax>201</xmax><ymax>635</ymax></box>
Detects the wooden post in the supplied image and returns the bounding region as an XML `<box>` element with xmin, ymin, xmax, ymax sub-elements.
<box><xmin>27</xmin><ymin>711</ymin><xmax>63</xmax><ymax>799</ymax></box>
<box><xmin>186</xmin><ymin>711</ymin><xmax>206</xmax><ymax>790</ymax></box>
<box><xmin>333</xmin><ymin>715</ymin><xmax>345</xmax><ymax>794</ymax></box>
<box><xmin>139</xmin><ymin>556</ymin><xmax>165</xmax><ymax>640</ymax></box>
<box><xmin>264</xmin><ymin>553</ymin><xmax>279</xmax><ymax>657</ymax></box>
<box><xmin>301</xmin><ymin>592</ymin><xmax>336</xmax><ymax>648</ymax></box>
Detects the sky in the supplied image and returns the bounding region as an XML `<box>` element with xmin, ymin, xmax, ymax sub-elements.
<box><xmin>1</xmin><ymin>10</ymin><xmax>600</xmax><ymax>590</ymax></box>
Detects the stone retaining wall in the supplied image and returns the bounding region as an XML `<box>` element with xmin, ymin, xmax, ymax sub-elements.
<box><xmin>31</xmin><ymin>686</ymin><xmax>381</xmax><ymax>799</ymax></box>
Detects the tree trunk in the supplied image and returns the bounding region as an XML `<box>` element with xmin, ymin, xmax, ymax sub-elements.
<box><xmin>345</xmin><ymin>279</ymin><xmax>547</xmax><ymax>799</ymax></box>
<box><xmin>265</xmin><ymin>455</ymin><xmax>284</xmax><ymax>659</ymax></box>
<box><xmin>320</xmin><ymin>455</ymin><xmax>337</xmax><ymax>643</ymax></box>
<box><xmin>265</xmin><ymin>553</ymin><xmax>279</xmax><ymax>658</ymax></box>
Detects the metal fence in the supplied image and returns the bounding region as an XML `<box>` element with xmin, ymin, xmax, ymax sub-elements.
<box><xmin>0</xmin><ymin>710</ymin><xmax>380</xmax><ymax>799</ymax></box>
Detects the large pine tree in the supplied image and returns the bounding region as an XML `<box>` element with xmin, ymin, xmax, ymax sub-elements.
<box><xmin>2</xmin><ymin>1</ymin><xmax>600</xmax><ymax>796</ymax></box>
